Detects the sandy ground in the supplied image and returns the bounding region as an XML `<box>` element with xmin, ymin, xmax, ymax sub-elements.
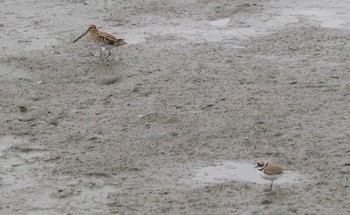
<box><xmin>1</xmin><ymin>0</ymin><xmax>350</xmax><ymax>214</ymax></box>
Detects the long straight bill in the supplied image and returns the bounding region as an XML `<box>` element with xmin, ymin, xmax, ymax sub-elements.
<box><xmin>73</xmin><ymin>29</ymin><xmax>89</xmax><ymax>43</ymax></box>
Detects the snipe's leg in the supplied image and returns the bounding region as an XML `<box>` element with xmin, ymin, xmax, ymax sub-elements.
<box><xmin>104</xmin><ymin>49</ymin><xmax>111</xmax><ymax>60</ymax></box>
<box><xmin>99</xmin><ymin>47</ymin><xmax>108</xmax><ymax>60</ymax></box>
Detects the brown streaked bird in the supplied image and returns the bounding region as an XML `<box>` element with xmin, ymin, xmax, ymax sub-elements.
<box><xmin>255</xmin><ymin>161</ymin><xmax>290</xmax><ymax>192</ymax></box>
<box><xmin>73</xmin><ymin>24</ymin><xmax>127</xmax><ymax>60</ymax></box>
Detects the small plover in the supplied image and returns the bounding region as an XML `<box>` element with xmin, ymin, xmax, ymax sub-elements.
<box><xmin>255</xmin><ymin>161</ymin><xmax>290</xmax><ymax>192</ymax></box>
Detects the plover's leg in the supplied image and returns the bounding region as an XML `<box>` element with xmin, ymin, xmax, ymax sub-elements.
<box><xmin>264</xmin><ymin>181</ymin><xmax>274</xmax><ymax>192</ymax></box>
<box><xmin>269</xmin><ymin>181</ymin><xmax>273</xmax><ymax>191</ymax></box>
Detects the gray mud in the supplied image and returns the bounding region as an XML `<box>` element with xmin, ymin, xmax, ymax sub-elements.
<box><xmin>1</xmin><ymin>0</ymin><xmax>350</xmax><ymax>214</ymax></box>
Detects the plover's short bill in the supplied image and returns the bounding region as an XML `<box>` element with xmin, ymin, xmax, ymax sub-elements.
<box><xmin>73</xmin><ymin>24</ymin><xmax>127</xmax><ymax>60</ymax></box>
<box><xmin>255</xmin><ymin>161</ymin><xmax>290</xmax><ymax>192</ymax></box>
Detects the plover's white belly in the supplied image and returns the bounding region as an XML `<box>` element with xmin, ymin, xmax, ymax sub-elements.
<box><xmin>258</xmin><ymin>170</ymin><xmax>282</xmax><ymax>181</ymax></box>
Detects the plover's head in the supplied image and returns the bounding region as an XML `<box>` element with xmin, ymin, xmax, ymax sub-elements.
<box><xmin>255</xmin><ymin>161</ymin><xmax>267</xmax><ymax>170</ymax></box>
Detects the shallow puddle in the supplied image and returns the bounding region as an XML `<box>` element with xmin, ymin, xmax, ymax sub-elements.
<box><xmin>187</xmin><ymin>161</ymin><xmax>303</xmax><ymax>185</ymax></box>
<box><xmin>124</xmin><ymin>32</ymin><xmax>147</xmax><ymax>44</ymax></box>
<box><xmin>280</xmin><ymin>8</ymin><xmax>346</xmax><ymax>28</ymax></box>
<box><xmin>209</xmin><ymin>18</ymin><xmax>231</xmax><ymax>27</ymax></box>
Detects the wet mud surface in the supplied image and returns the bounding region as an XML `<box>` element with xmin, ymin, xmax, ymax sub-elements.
<box><xmin>1</xmin><ymin>0</ymin><xmax>350</xmax><ymax>214</ymax></box>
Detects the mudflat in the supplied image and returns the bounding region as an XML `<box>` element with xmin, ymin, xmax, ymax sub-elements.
<box><xmin>1</xmin><ymin>0</ymin><xmax>349</xmax><ymax>214</ymax></box>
